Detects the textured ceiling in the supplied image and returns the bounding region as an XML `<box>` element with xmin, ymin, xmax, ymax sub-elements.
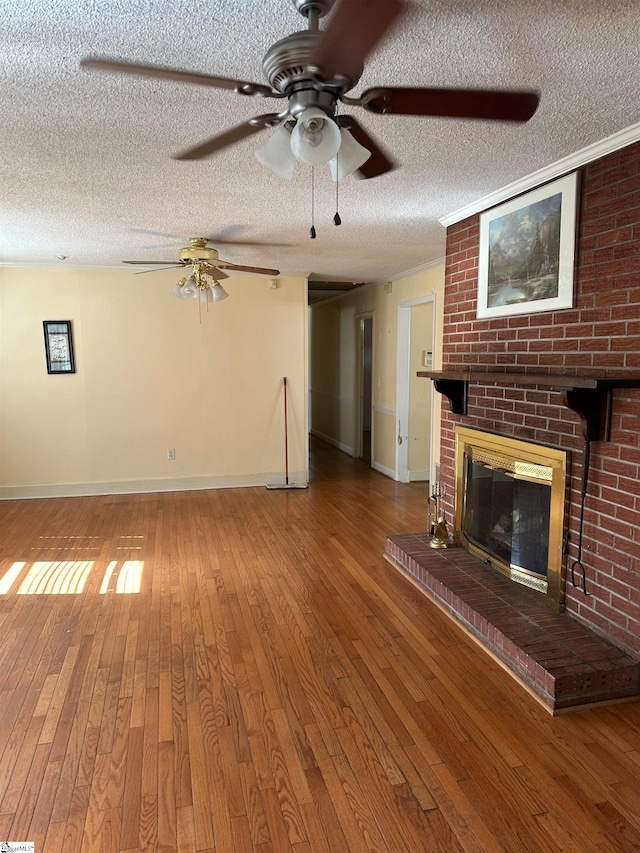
<box><xmin>1</xmin><ymin>0</ymin><xmax>640</xmax><ymax>283</ymax></box>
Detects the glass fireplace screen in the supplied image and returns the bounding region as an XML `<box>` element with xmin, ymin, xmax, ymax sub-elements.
<box><xmin>463</xmin><ymin>458</ymin><xmax>551</xmax><ymax>580</ymax></box>
<box><xmin>454</xmin><ymin>426</ymin><xmax>569</xmax><ymax>611</ymax></box>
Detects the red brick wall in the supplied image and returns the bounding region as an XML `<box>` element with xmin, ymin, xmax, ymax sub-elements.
<box><xmin>440</xmin><ymin>141</ymin><xmax>640</xmax><ymax>657</ymax></box>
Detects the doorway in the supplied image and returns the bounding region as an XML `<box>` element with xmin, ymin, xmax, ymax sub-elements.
<box><xmin>354</xmin><ymin>313</ymin><xmax>373</xmax><ymax>463</ymax></box>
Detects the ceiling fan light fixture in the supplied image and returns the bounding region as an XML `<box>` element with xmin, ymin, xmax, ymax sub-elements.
<box><xmin>210</xmin><ymin>282</ymin><xmax>229</xmax><ymax>302</ymax></box>
<box><xmin>255</xmin><ymin>126</ymin><xmax>296</xmax><ymax>179</ymax></box>
<box><xmin>182</xmin><ymin>276</ymin><xmax>199</xmax><ymax>299</ymax></box>
<box><xmin>172</xmin><ymin>275</ymin><xmax>198</xmax><ymax>299</ymax></box>
<box><xmin>290</xmin><ymin>108</ymin><xmax>341</xmax><ymax>166</ymax></box>
<box><xmin>172</xmin><ymin>281</ymin><xmax>195</xmax><ymax>300</ymax></box>
<box><xmin>329</xmin><ymin>128</ymin><xmax>372</xmax><ymax>180</ymax></box>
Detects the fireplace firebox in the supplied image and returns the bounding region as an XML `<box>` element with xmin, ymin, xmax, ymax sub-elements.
<box><xmin>454</xmin><ymin>427</ymin><xmax>569</xmax><ymax>611</ymax></box>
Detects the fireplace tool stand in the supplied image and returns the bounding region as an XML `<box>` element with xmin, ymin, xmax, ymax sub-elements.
<box><xmin>429</xmin><ymin>482</ymin><xmax>450</xmax><ymax>549</ymax></box>
<box><xmin>570</xmin><ymin>439</ymin><xmax>591</xmax><ymax>596</ymax></box>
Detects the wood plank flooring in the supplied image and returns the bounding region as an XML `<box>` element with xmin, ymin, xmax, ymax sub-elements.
<box><xmin>1</xmin><ymin>436</ymin><xmax>639</xmax><ymax>851</ymax></box>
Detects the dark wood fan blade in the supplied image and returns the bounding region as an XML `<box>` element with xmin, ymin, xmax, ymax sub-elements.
<box><xmin>360</xmin><ymin>86</ymin><xmax>540</xmax><ymax>122</ymax></box>
<box><xmin>172</xmin><ymin>115</ymin><xmax>282</xmax><ymax>161</ymax></box>
<box><xmin>202</xmin><ymin>266</ymin><xmax>230</xmax><ymax>280</ymax></box>
<box><xmin>217</xmin><ymin>262</ymin><xmax>280</xmax><ymax>276</ymax></box>
<box><xmin>80</xmin><ymin>57</ymin><xmax>275</xmax><ymax>97</ymax></box>
<box><xmin>337</xmin><ymin>115</ymin><xmax>396</xmax><ymax>179</ymax></box>
<box><xmin>309</xmin><ymin>0</ymin><xmax>405</xmax><ymax>81</ymax></box>
<box><xmin>123</xmin><ymin>260</ymin><xmax>180</xmax><ymax>265</ymax></box>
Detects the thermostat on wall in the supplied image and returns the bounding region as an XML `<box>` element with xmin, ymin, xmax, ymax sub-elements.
<box><xmin>422</xmin><ymin>350</ymin><xmax>433</xmax><ymax>367</ymax></box>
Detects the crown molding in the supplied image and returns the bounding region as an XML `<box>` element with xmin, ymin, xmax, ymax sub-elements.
<box><xmin>439</xmin><ymin>121</ymin><xmax>640</xmax><ymax>227</ymax></box>
<box><xmin>385</xmin><ymin>256</ymin><xmax>446</xmax><ymax>283</ymax></box>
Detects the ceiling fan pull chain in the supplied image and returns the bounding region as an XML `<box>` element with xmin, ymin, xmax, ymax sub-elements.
<box><xmin>310</xmin><ymin>167</ymin><xmax>317</xmax><ymax>239</ymax></box>
<box><xmin>334</xmin><ymin>153</ymin><xmax>342</xmax><ymax>225</ymax></box>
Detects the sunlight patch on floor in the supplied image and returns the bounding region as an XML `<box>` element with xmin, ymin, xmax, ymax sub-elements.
<box><xmin>18</xmin><ymin>560</ymin><xmax>94</xmax><ymax>594</ymax></box>
<box><xmin>100</xmin><ymin>559</ymin><xmax>144</xmax><ymax>594</ymax></box>
<box><xmin>0</xmin><ymin>561</ymin><xmax>26</xmax><ymax>594</ymax></box>
<box><xmin>0</xmin><ymin>558</ymin><xmax>144</xmax><ymax>594</ymax></box>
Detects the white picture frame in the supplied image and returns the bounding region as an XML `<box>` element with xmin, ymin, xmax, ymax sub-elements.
<box><xmin>477</xmin><ymin>171</ymin><xmax>579</xmax><ymax>320</ymax></box>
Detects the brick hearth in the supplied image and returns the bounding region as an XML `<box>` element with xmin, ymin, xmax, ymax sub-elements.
<box><xmin>385</xmin><ymin>533</ymin><xmax>640</xmax><ymax>713</ymax></box>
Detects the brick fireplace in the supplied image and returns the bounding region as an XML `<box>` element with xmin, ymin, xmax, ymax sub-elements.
<box><xmin>386</xmin><ymin>140</ymin><xmax>640</xmax><ymax>711</ymax></box>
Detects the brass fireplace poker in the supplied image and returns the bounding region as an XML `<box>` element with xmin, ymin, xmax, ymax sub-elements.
<box><xmin>570</xmin><ymin>439</ymin><xmax>592</xmax><ymax>596</ymax></box>
<box><xmin>429</xmin><ymin>482</ymin><xmax>450</xmax><ymax>549</ymax></box>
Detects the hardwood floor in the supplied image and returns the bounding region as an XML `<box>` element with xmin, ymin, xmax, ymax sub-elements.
<box><xmin>1</xmin><ymin>436</ymin><xmax>640</xmax><ymax>852</ymax></box>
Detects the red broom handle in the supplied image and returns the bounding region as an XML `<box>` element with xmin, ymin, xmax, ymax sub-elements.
<box><xmin>283</xmin><ymin>377</ymin><xmax>289</xmax><ymax>485</ymax></box>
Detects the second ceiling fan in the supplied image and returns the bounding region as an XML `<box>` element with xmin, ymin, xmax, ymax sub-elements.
<box><xmin>124</xmin><ymin>237</ymin><xmax>280</xmax><ymax>303</ymax></box>
<box><xmin>80</xmin><ymin>0</ymin><xmax>540</xmax><ymax>181</ymax></box>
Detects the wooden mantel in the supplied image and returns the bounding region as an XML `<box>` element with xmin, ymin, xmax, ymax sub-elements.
<box><xmin>418</xmin><ymin>369</ymin><xmax>640</xmax><ymax>441</ymax></box>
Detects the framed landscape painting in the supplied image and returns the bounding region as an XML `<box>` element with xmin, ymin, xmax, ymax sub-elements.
<box><xmin>477</xmin><ymin>172</ymin><xmax>579</xmax><ymax>319</ymax></box>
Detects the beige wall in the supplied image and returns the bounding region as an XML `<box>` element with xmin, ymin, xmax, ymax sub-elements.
<box><xmin>0</xmin><ymin>267</ymin><xmax>308</xmax><ymax>497</ymax></box>
<box><xmin>309</xmin><ymin>263</ymin><xmax>444</xmax><ymax>479</ymax></box>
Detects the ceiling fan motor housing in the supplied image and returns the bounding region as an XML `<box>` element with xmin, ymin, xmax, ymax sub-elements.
<box><xmin>179</xmin><ymin>238</ymin><xmax>219</xmax><ymax>264</ymax></box>
<box><xmin>262</xmin><ymin>30</ymin><xmax>362</xmax><ymax>101</ymax></box>
<box><xmin>292</xmin><ymin>0</ymin><xmax>335</xmax><ymax>18</ymax></box>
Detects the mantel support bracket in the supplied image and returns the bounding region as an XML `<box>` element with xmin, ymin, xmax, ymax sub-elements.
<box><xmin>561</xmin><ymin>388</ymin><xmax>613</xmax><ymax>442</ymax></box>
<box><xmin>434</xmin><ymin>379</ymin><xmax>468</xmax><ymax>416</ymax></box>
<box><xmin>429</xmin><ymin>378</ymin><xmax>613</xmax><ymax>440</ymax></box>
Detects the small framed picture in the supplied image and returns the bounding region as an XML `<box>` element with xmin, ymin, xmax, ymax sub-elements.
<box><xmin>43</xmin><ymin>321</ymin><xmax>75</xmax><ymax>374</ymax></box>
<box><xmin>477</xmin><ymin>171</ymin><xmax>579</xmax><ymax>319</ymax></box>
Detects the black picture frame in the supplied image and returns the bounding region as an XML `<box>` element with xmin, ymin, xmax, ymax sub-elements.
<box><xmin>43</xmin><ymin>320</ymin><xmax>75</xmax><ymax>374</ymax></box>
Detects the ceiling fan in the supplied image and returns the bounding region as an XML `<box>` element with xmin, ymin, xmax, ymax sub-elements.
<box><xmin>124</xmin><ymin>236</ymin><xmax>280</xmax><ymax>303</ymax></box>
<box><xmin>80</xmin><ymin>0</ymin><xmax>540</xmax><ymax>181</ymax></box>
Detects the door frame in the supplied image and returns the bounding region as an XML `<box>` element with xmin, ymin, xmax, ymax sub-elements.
<box><xmin>353</xmin><ymin>311</ymin><xmax>374</xmax><ymax>459</ymax></box>
<box><xmin>395</xmin><ymin>295</ymin><xmax>436</xmax><ymax>482</ymax></box>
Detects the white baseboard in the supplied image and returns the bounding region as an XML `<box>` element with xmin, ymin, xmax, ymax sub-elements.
<box><xmin>371</xmin><ymin>461</ymin><xmax>396</xmax><ymax>480</ymax></box>
<box><xmin>0</xmin><ymin>471</ymin><xmax>308</xmax><ymax>501</ymax></box>
<box><xmin>310</xmin><ymin>428</ymin><xmax>353</xmax><ymax>456</ymax></box>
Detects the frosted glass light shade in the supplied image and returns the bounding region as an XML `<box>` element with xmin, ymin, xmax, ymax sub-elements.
<box><xmin>329</xmin><ymin>129</ymin><xmax>372</xmax><ymax>181</ymax></box>
<box><xmin>180</xmin><ymin>276</ymin><xmax>198</xmax><ymax>299</ymax></box>
<box><xmin>173</xmin><ymin>277</ymin><xmax>198</xmax><ymax>299</ymax></box>
<box><xmin>255</xmin><ymin>126</ymin><xmax>296</xmax><ymax>180</ymax></box>
<box><xmin>210</xmin><ymin>282</ymin><xmax>229</xmax><ymax>302</ymax></box>
<box><xmin>290</xmin><ymin>108</ymin><xmax>341</xmax><ymax>166</ymax></box>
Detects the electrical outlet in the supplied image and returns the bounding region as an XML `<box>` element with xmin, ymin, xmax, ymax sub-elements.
<box><xmin>167</xmin><ymin>449</ymin><xmax>175</xmax><ymax>460</ymax></box>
